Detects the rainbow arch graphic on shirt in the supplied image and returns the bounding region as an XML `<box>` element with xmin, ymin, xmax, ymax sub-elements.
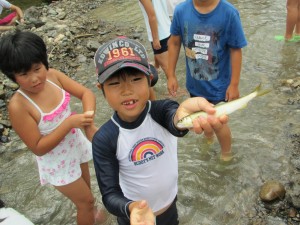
<box><xmin>130</xmin><ymin>138</ymin><xmax>164</xmax><ymax>162</ymax></box>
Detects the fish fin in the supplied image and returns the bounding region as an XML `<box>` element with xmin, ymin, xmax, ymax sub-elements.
<box><xmin>214</xmin><ymin>101</ymin><xmax>226</xmax><ymax>106</ymax></box>
<box><xmin>240</xmin><ymin>103</ymin><xmax>248</xmax><ymax>109</ymax></box>
<box><xmin>214</xmin><ymin>102</ymin><xmax>227</xmax><ymax>107</ymax></box>
<box><xmin>253</xmin><ymin>83</ymin><xmax>272</xmax><ymax>97</ymax></box>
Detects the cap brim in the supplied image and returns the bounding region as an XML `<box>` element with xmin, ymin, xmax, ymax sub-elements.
<box><xmin>98</xmin><ymin>61</ymin><xmax>150</xmax><ymax>84</ymax></box>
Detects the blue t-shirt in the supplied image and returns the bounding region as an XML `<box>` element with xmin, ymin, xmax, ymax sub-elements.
<box><xmin>171</xmin><ymin>0</ymin><xmax>247</xmax><ymax>101</ymax></box>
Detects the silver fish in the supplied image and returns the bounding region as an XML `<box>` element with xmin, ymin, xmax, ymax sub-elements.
<box><xmin>176</xmin><ymin>83</ymin><xmax>271</xmax><ymax>129</ymax></box>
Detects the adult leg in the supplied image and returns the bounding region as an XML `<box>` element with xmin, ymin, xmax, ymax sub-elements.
<box><xmin>285</xmin><ymin>0</ymin><xmax>299</xmax><ymax>39</ymax></box>
<box><xmin>54</xmin><ymin>176</ymin><xmax>95</xmax><ymax>225</ymax></box>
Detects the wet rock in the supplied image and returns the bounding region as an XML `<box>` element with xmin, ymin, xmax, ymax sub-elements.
<box><xmin>0</xmin><ymin>120</ymin><xmax>11</xmax><ymax>128</ymax></box>
<box><xmin>0</xmin><ymin>100</ymin><xmax>6</xmax><ymax>108</ymax></box>
<box><xmin>292</xmin><ymin>80</ymin><xmax>300</xmax><ymax>89</ymax></box>
<box><xmin>77</xmin><ymin>54</ymin><xmax>87</xmax><ymax>63</ymax></box>
<box><xmin>0</xmin><ymin>89</ymin><xmax>5</xmax><ymax>100</ymax></box>
<box><xmin>259</xmin><ymin>180</ymin><xmax>286</xmax><ymax>202</ymax></box>
<box><xmin>289</xmin><ymin>208</ymin><xmax>297</xmax><ymax>217</ymax></box>
<box><xmin>86</xmin><ymin>40</ymin><xmax>100</xmax><ymax>51</ymax></box>
<box><xmin>0</xmin><ymin>135</ymin><xmax>9</xmax><ymax>143</ymax></box>
<box><xmin>291</xmin><ymin>194</ymin><xmax>300</xmax><ymax>209</ymax></box>
<box><xmin>2</xmin><ymin>80</ymin><xmax>18</xmax><ymax>90</ymax></box>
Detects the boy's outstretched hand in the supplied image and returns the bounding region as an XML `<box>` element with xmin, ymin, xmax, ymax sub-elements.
<box><xmin>130</xmin><ymin>200</ymin><xmax>155</xmax><ymax>225</ymax></box>
<box><xmin>174</xmin><ymin>97</ymin><xmax>228</xmax><ymax>139</ymax></box>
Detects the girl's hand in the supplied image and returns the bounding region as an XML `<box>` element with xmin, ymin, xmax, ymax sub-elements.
<box><xmin>68</xmin><ymin>111</ymin><xmax>94</xmax><ymax>129</ymax></box>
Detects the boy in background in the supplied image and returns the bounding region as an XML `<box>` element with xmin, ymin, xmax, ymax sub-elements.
<box><xmin>167</xmin><ymin>0</ymin><xmax>247</xmax><ymax>160</ymax></box>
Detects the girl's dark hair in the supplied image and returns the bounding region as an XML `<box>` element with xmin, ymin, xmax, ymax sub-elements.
<box><xmin>0</xmin><ymin>30</ymin><xmax>49</xmax><ymax>82</ymax></box>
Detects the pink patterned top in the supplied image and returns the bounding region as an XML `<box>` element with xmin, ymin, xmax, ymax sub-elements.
<box><xmin>17</xmin><ymin>80</ymin><xmax>92</xmax><ymax>186</ymax></box>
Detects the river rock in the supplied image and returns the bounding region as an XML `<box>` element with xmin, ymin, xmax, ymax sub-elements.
<box><xmin>259</xmin><ymin>180</ymin><xmax>286</xmax><ymax>202</ymax></box>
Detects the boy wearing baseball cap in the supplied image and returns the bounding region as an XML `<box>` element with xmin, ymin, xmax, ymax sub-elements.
<box><xmin>92</xmin><ymin>36</ymin><xmax>229</xmax><ymax>225</ymax></box>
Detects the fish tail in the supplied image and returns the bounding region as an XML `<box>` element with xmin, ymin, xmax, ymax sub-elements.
<box><xmin>254</xmin><ymin>83</ymin><xmax>272</xmax><ymax>97</ymax></box>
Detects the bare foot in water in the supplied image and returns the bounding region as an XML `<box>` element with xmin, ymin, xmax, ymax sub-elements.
<box><xmin>94</xmin><ymin>207</ymin><xmax>108</xmax><ymax>224</ymax></box>
<box><xmin>220</xmin><ymin>151</ymin><xmax>233</xmax><ymax>162</ymax></box>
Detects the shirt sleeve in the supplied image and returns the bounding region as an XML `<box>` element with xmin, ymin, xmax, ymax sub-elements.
<box><xmin>170</xmin><ymin>5</ymin><xmax>181</xmax><ymax>36</ymax></box>
<box><xmin>92</xmin><ymin>121</ymin><xmax>132</xmax><ymax>218</ymax></box>
<box><xmin>0</xmin><ymin>0</ymin><xmax>12</xmax><ymax>9</ymax></box>
<box><xmin>227</xmin><ymin>10</ymin><xmax>247</xmax><ymax>48</ymax></box>
<box><xmin>150</xmin><ymin>99</ymin><xmax>188</xmax><ymax>137</ymax></box>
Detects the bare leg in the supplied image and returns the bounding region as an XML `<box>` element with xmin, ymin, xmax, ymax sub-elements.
<box><xmin>154</xmin><ymin>57</ymin><xmax>160</xmax><ymax>69</ymax></box>
<box><xmin>80</xmin><ymin>162</ymin><xmax>91</xmax><ymax>188</ymax></box>
<box><xmin>54</xmin><ymin>176</ymin><xmax>95</xmax><ymax>225</ymax></box>
<box><xmin>296</xmin><ymin>1</ymin><xmax>300</xmax><ymax>35</ymax></box>
<box><xmin>80</xmin><ymin>163</ymin><xmax>107</xmax><ymax>224</ymax></box>
<box><xmin>215</xmin><ymin>124</ymin><xmax>232</xmax><ymax>161</ymax></box>
<box><xmin>285</xmin><ymin>0</ymin><xmax>299</xmax><ymax>40</ymax></box>
<box><xmin>0</xmin><ymin>26</ymin><xmax>15</xmax><ymax>31</ymax></box>
<box><xmin>154</xmin><ymin>51</ymin><xmax>168</xmax><ymax>76</ymax></box>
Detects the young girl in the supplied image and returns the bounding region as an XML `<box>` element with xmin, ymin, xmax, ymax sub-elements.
<box><xmin>0</xmin><ymin>31</ymin><xmax>106</xmax><ymax>225</ymax></box>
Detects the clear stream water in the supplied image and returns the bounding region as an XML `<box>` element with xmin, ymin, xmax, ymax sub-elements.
<box><xmin>1</xmin><ymin>0</ymin><xmax>299</xmax><ymax>224</ymax></box>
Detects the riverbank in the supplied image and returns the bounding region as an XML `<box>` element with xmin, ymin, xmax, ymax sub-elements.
<box><xmin>0</xmin><ymin>0</ymin><xmax>300</xmax><ymax>224</ymax></box>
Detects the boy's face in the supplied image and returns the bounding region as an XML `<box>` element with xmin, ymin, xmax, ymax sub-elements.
<box><xmin>102</xmin><ymin>71</ymin><xmax>150</xmax><ymax>123</ymax></box>
<box><xmin>15</xmin><ymin>63</ymin><xmax>48</xmax><ymax>94</ymax></box>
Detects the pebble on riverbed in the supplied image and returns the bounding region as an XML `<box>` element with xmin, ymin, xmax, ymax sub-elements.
<box><xmin>259</xmin><ymin>180</ymin><xmax>286</xmax><ymax>202</ymax></box>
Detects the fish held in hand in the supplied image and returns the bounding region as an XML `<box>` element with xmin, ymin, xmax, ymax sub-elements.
<box><xmin>176</xmin><ymin>84</ymin><xmax>271</xmax><ymax>129</ymax></box>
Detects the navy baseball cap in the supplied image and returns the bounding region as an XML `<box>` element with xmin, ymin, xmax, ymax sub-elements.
<box><xmin>94</xmin><ymin>36</ymin><xmax>153</xmax><ymax>84</ymax></box>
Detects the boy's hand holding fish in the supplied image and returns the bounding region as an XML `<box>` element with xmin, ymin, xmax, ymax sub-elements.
<box><xmin>174</xmin><ymin>97</ymin><xmax>229</xmax><ymax>138</ymax></box>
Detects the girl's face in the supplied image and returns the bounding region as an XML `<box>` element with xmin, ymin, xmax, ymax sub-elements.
<box><xmin>102</xmin><ymin>72</ymin><xmax>150</xmax><ymax>123</ymax></box>
<box><xmin>15</xmin><ymin>63</ymin><xmax>48</xmax><ymax>94</ymax></box>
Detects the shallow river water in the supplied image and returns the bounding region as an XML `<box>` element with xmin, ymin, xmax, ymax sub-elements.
<box><xmin>1</xmin><ymin>0</ymin><xmax>300</xmax><ymax>225</ymax></box>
